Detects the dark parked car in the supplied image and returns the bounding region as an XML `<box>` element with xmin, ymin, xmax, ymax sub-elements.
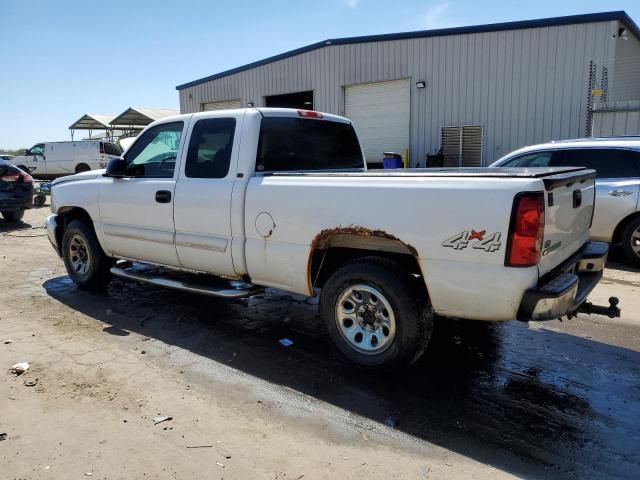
<box><xmin>0</xmin><ymin>159</ymin><xmax>33</xmax><ymax>222</ymax></box>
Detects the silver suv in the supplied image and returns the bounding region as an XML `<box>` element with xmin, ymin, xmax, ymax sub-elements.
<box><xmin>491</xmin><ymin>138</ymin><xmax>640</xmax><ymax>265</ymax></box>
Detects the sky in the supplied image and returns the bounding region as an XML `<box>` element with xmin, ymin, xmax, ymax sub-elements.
<box><xmin>1</xmin><ymin>0</ymin><xmax>639</xmax><ymax>149</ymax></box>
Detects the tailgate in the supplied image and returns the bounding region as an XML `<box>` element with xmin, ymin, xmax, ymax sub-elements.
<box><xmin>538</xmin><ymin>169</ymin><xmax>596</xmax><ymax>276</ymax></box>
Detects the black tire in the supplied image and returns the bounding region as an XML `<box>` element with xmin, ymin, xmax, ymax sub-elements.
<box><xmin>62</xmin><ymin>220</ymin><xmax>112</xmax><ymax>290</ymax></box>
<box><xmin>33</xmin><ymin>194</ymin><xmax>46</xmax><ymax>207</ymax></box>
<box><xmin>621</xmin><ymin>216</ymin><xmax>640</xmax><ymax>266</ymax></box>
<box><xmin>1</xmin><ymin>209</ymin><xmax>24</xmax><ymax>222</ymax></box>
<box><xmin>320</xmin><ymin>257</ymin><xmax>433</xmax><ymax>368</ymax></box>
<box><xmin>75</xmin><ymin>163</ymin><xmax>90</xmax><ymax>173</ymax></box>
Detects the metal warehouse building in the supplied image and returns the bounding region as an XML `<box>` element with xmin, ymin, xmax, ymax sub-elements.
<box><xmin>176</xmin><ymin>11</ymin><xmax>640</xmax><ymax>167</ymax></box>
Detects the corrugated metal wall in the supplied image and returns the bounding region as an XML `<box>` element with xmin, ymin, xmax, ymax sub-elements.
<box><xmin>612</xmin><ymin>24</ymin><xmax>640</xmax><ymax>102</ymax></box>
<box><xmin>593</xmin><ymin>101</ymin><xmax>640</xmax><ymax>135</ymax></box>
<box><xmin>179</xmin><ymin>21</ymin><xmax>620</xmax><ymax>165</ymax></box>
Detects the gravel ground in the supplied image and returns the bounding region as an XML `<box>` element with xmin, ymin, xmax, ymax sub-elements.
<box><xmin>1</xmin><ymin>206</ymin><xmax>639</xmax><ymax>479</ymax></box>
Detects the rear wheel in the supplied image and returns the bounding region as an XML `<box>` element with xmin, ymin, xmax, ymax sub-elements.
<box><xmin>75</xmin><ymin>163</ymin><xmax>90</xmax><ymax>173</ymax></box>
<box><xmin>1</xmin><ymin>210</ymin><xmax>24</xmax><ymax>222</ymax></box>
<box><xmin>62</xmin><ymin>220</ymin><xmax>112</xmax><ymax>289</ymax></box>
<box><xmin>320</xmin><ymin>257</ymin><xmax>433</xmax><ymax>367</ymax></box>
<box><xmin>621</xmin><ymin>217</ymin><xmax>640</xmax><ymax>266</ymax></box>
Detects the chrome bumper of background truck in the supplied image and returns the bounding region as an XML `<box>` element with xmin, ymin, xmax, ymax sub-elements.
<box><xmin>46</xmin><ymin>214</ymin><xmax>60</xmax><ymax>254</ymax></box>
<box><xmin>517</xmin><ymin>242</ymin><xmax>620</xmax><ymax>321</ymax></box>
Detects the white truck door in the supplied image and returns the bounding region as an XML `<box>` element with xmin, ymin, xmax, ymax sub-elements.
<box><xmin>98</xmin><ymin>121</ymin><xmax>186</xmax><ymax>266</ymax></box>
<box><xmin>45</xmin><ymin>143</ymin><xmax>71</xmax><ymax>175</ymax></box>
<box><xmin>173</xmin><ymin>116</ymin><xmax>240</xmax><ymax>276</ymax></box>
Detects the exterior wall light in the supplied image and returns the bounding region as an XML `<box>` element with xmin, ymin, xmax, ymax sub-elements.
<box><xmin>416</xmin><ymin>81</ymin><xmax>426</xmax><ymax>89</ymax></box>
<box><xmin>247</xmin><ymin>101</ymin><xmax>255</xmax><ymax>107</ymax></box>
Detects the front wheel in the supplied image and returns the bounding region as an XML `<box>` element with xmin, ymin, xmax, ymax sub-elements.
<box><xmin>62</xmin><ymin>220</ymin><xmax>113</xmax><ymax>290</ymax></box>
<box><xmin>621</xmin><ymin>217</ymin><xmax>640</xmax><ymax>266</ymax></box>
<box><xmin>320</xmin><ymin>257</ymin><xmax>433</xmax><ymax>367</ymax></box>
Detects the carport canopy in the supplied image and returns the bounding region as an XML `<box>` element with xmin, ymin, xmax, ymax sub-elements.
<box><xmin>69</xmin><ymin>113</ymin><xmax>118</xmax><ymax>131</ymax></box>
<box><xmin>110</xmin><ymin>107</ymin><xmax>178</xmax><ymax>127</ymax></box>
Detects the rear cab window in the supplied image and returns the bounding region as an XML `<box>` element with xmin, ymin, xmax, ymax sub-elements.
<box><xmin>256</xmin><ymin>117</ymin><xmax>364</xmax><ymax>172</ymax></box>
<box><xmin>550</xmin><ymin>149</ymin><xmax>640</xmax><ymax>178</ymax></box>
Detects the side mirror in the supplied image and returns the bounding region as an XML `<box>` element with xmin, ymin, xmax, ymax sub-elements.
<box><xmin>104</xmin><ymin>157</ymin><xmax>127</xmax><ymax>177</ymax></box>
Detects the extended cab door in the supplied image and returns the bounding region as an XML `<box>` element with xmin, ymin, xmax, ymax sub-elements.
<box><xmin>551</xmin><ymin>149</ymin><xmax>640</xmax><ymax>242</ymax></box>
<box><xmin>98</xmin><ymin>121</ymin><xmax>187</xmax><ymax>266</ymax></box>
<box><xmin>172</xmin><ymin>115</ymin><xmax>241</xmax><ymax>276</ymax></box>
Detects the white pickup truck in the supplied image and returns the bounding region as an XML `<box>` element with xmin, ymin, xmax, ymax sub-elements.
<box><xmin>46</xmin><ymin>108</ymin><xmax>619</xmax><ymax>367</ymax></box>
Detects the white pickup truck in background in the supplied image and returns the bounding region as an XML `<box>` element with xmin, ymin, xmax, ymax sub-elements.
<box><xmin>45</xmin><ymin>108</ymin><xmax>619</xmax><ymax>367</ymax></box>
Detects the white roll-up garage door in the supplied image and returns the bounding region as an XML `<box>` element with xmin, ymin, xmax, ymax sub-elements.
<box><xmin>202</xmin><ymin>99</ymin><xmax>242</xmax><ymax>111</ymax></box>
<box><xmin>344</xmin><ymin>79</ymin><xmax>410</xmax><ymax>164</ymax></box>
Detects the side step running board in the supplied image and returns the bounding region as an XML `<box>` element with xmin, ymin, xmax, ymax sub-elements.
<box><xmin>110</xmin><ymin>264</ymin><xmax>263</xmax><ymax>299</ymax></box>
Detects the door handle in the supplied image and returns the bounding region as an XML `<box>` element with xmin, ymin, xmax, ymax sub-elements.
<box><xmin>155</xmin><ymin>190</ymin><xmax>172</xmax><ymax>203</ymax></box>
<box><xmin>608</xmin><ymin>189</ymin><xmax>633</xmax><ymax>197</ymax></box>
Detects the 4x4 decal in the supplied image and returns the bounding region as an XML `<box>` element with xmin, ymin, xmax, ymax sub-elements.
<box><xmin>443</xmin><ymin>230</ymin><xmax>502</xmax><ymax>252</ymax></box>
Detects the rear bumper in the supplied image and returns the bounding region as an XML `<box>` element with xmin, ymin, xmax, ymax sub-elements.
<box><xmin>0</xmin><ymin>188</ymin><xmax>33</xmax><ymax>211</ymax></box>
<box><xmin>517</xmin><ymin>241</ymin><xmax>609</xmax><ymax>321</ymax></box>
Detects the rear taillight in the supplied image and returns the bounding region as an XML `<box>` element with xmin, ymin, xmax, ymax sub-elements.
<box><xmin>20</xmin><ymin>172</ymin><xmax>34</xmax><ymax>183</ymax></box>
<box><xmin>100</xmin><ymin>142</ymin><xmax>105</xmax><ymax>154</ymax></box>
<box><xmin>1</xmin><ymin>172</ymin><xmax>31</xmax><ymax>182</ymax></box>
<box><xmin>506</xmin><ymin>192</ymin><xmax>545</xmax><ymax>267</ymax></box>
<box><xmin>297</xmin><ymin>109</ymin><xmax>323</xmax><ymax>118</ymax></box>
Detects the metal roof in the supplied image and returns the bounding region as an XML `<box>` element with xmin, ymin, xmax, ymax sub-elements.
<box><xmin>110</xmin><ymin>107</ymin><xmax>179</xmax><ymax>127</ymax></box>
<box><xmin>69</xmin><ymin>113</ymin><xmax>118</xmax><ymax>130</ymax></box>
<box><xmin>176</xmin><ymin>10</ymin><xmax>640</xmax><ymax>91</ymax></box>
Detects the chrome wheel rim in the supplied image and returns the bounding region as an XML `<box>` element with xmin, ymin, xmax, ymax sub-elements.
<box><xmin>632</xmin><ymin>226</ymin><xmax>640</xmax><ymax>257</ymax></box>
<box><xmin>68</xmin><ymin>234</ymin><xmax>90</xmax><ymax>275</ymax></box>
<box><xmin>335</xmin><ymin>284</ymin><xmax>396</xmax><ymax>355</ymax></box>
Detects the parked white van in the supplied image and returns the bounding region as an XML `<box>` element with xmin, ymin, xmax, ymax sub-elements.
<box><xmin>12</xmin><ymin>141</ymin><xmax>122</xmax><ymax>178</ymax></box>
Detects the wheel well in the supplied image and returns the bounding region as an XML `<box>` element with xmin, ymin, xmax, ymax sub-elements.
<box><xmin>612</xmin><ymin>212</ymin><xmax>640</xmax><ymax>245</ymax></box>
<box><xmin>55</xmin><ymin>207</ymin><xmax>94</xmax><ymax>251</ymax></box>
<box><xmin>75</xmin><ymin>163</ymin><xmax>90</xmax><ymax>173</ymax></box>
<box><xmin>308</xmin><ymin>229</ymin><xmax>425</xmax><ymax>295</ymax></box>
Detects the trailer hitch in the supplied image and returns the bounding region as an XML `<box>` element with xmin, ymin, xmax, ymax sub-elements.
<box><xmin>571</xmin><ymin>296</ymin><xmax>621</xmax><ymax>319</ymax></box>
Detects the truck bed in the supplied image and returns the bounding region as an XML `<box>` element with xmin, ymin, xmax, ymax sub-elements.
<box><xmin>263</xmin><ymin>167</ymin><xmax>596</xmax><ymax>188</ymax></box>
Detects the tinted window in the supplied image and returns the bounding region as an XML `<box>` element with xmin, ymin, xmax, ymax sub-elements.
<box><xmin>29</xmin><ymin>144</ymin><xmax>45</xmax><ymax>156</ymax></box>
<box><xmin>256</xmin><ymin>117</ymin><xmax>364</xmax><ymax>172</ymax></box>
<box><xmin>185</xmin><ymin>118</ymin><xmax>236</xmax><ymax>178</ymax></box>
<box><xmin>550</xmin><ymin>149</ymin><xmax>640</xmax><ymax>178</ymax></box>
<box><xmin>103</xmin><ymin>142</ymin><xmax>122</xmax><ymax>156</ymax></box>
<box><xmin>500</xmin><ymin>151</ymin><xmax>553</xmax><ymax>167</ymax></box>
<box><xmin>124</xmin><ymin>122</ymin><xmax>183</xmax><ymax>178</ymax></box>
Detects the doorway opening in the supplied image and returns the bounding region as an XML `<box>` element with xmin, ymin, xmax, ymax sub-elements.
<box><xmin>265</xmin><ymin>91</ymin><xmax>313</xmax><ymax>109</ymax></box>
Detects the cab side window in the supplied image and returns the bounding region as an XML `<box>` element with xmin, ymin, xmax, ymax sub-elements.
<box><xmin>30</xmin><ymin>144</ymin><xmax>45</xmax><ymax>156</ymax></box>
<box><xmin>500</xmin><ymin>151</ymin><xmax>553</xmax><ymax>167</ymax></box>
<box><xmin>185</xmin><ymin>118</ymin><xmax>236</xmax><ymax>179</ymax></box>
<box><xmin>124</xmin><ymin>122</ymin><xmax>183</xmax><ymax>178</ymax></box>
<box><xmin>551</xmin><ymin>149</ymin><xmax>640</xmax><ymax>178</ymax></box>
